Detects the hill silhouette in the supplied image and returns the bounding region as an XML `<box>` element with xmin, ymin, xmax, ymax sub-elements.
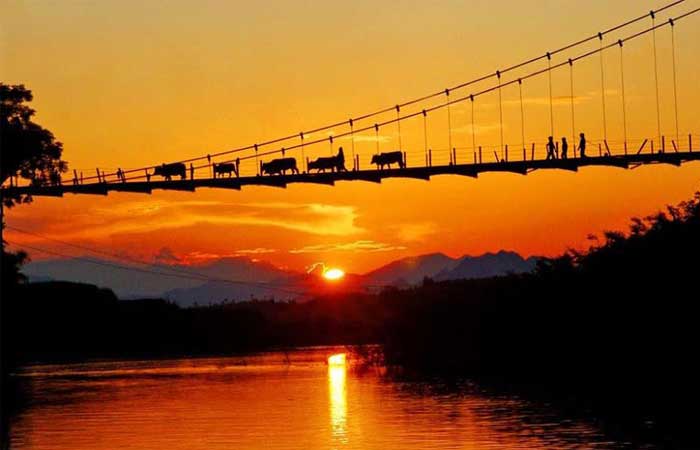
<box><xmin>363</xmin><ymin>251</ymin><xmax>538</xmax><ymax>286</ymax></box>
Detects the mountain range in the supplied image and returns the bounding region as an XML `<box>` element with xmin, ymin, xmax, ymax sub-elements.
<box><xmin>22</xmin><ymin>251</ymin><xmax>539</xmax><ymax>306</ymax></box>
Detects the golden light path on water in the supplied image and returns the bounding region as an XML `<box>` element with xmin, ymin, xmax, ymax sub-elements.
<box><xmin>329</xmin><ymin>364</ymin><xmax>348</xmax><ymax>445</ymax></box>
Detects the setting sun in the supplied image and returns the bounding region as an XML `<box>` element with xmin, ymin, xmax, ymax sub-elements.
<box><xmin>323</xmin><ymin>268</ymin><xmax>345</xmax><ymax>281</ymax></box>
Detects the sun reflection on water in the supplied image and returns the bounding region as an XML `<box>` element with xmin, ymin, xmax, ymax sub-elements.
<box><xmin>328</xmin><ymin>363</ymin><xmax>348</xmax><ymax>444</ymax></box>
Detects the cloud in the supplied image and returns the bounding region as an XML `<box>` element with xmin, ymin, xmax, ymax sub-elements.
<box><xmin>30</xmin><ymin>200</ymin><xmax>364</xmax><ymax>239</ymax></box>
<box><xmin>396</xmin><ymin>222</ymin><xmax>437</xmax><ymax>242</ymax></box>
<box><xmin>289</xmin><ymin>240</ymin><xmax>407</xmax><ymax>254</ymax></box>
<box><xmin>235</xmin><ymin>247</ymin><xmax>277</xmax><ymax>255</ymax></box>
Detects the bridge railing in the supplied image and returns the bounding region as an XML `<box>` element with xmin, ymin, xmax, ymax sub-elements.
<box><xmin>3</xmin><ymin>133</ymin><xmax>699</xmax><ymax>191</ymax></box>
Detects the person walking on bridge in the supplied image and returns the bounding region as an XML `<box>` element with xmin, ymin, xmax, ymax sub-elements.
<box><xmin>578</xmin><ymin>132</ymin><xmax>587</xmax><ymax>158</ymax></box>
<box><xmin>561</xmin><ymin>137</ymin><xmax>569</xmax><ymax>160</ymax></box>
<box><xmin>546</xmin><ymin>136</ymin><xmax>557</xmax><ymax>160</ymax></box>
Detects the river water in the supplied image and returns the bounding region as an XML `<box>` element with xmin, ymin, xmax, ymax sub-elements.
<box><xmin>7</xmin><ymin>347</ymin><xmax>652</xmax><ymax>449</ymax></box>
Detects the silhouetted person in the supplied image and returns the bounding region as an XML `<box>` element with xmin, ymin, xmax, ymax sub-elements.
<box><xmin>561</xmin><ymin>137</ymin><xmax>568</xmax><ymax>160</ymax></box>
<box><xmin>578</xmin><ymin>133</ymin><xmax>587</xmax><ymax>158</ymax></box>
<box><xmin>546</xmin><ymin>136</ymin><xmax>556</xmax><ymax>160</ymax></box>
<box><xmin>337</xmin><ymin>146</ymin><xmax>346</xmax><ymax>171</ymax></box>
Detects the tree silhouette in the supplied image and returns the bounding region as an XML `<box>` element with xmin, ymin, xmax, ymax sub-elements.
<box><xmin>1</xmin><ymin>83</ymin><xmax>67</xmax><ymax>206</ymax></box>
<box><xmin>1</xmin><ymin>84</ymin><xmax>68</xmax><ymax>343</ymax></box>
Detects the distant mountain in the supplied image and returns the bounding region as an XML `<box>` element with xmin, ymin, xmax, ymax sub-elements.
<box><xmin>23</xmin><ymin>257</ymin><xmax>295</xmax><ymax>300</ymax></box>
<box><xmin>22</xmin><ymin>251</ymin><xmax>539</xmax><ymax>306</ymax></box>
<box><xmin>363</xmin><ymin>253</ymin><xmax>459</xmax><ymax>286</ymax></box>
<box><xmin>364</xmin><ymin>251</ymin><xmax>538</xmax><ymax>286</ymax></box>
<box><xmin>435</xmin><ymin>251</ymin><xmax>538</xmax><ymax>281</ymax></box>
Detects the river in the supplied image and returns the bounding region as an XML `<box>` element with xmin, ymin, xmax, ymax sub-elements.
<box><xmin>7</xmin><ymin>347</ymin><xmax>653</xmax><ymax>449</ymax></box>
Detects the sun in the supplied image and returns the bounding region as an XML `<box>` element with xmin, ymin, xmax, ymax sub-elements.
<box><xmin>323</xmin><ymin>268</ymin><xmax>345</xmax><ymax>281</ymax></box>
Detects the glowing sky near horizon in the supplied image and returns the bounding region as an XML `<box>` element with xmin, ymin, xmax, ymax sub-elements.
<box><xmin>2</xmin><ymin>0</ymin><xmax>700</xmax><ymax>273</ymax></box>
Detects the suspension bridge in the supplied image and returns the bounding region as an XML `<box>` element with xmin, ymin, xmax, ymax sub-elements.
<box><xmin>3</xmin><ymin>1</ymin><xmax>700</xmax><ymax>199</ymax></box>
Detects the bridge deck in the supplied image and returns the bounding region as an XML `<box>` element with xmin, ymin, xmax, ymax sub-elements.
<box><xmin>3</xmin><ymin>151</ymin><xmax>699</xmax><ymax>198</ymax></box>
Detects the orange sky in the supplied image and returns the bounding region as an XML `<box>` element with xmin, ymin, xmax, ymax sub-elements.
<box><xmin>3</xmin><ymin>0</ymin><xmax>700</xmax><ymax>273</ymax></box>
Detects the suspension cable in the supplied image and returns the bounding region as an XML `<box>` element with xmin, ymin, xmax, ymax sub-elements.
<box><xmin>497</xmin><ymin>71</ymin><xmax>505</xmax><ymax>154</ymax></box>
<box><xmin>374</xmin><ymin>124</ymin><xmax>380</xmax><ymax>155</ymax></box>
<box><xmin>651</xmin><ymin>11</ymin><xmax>662</xmax><ymax>145</ymax></box>
<box><xmin>518</xmin><ymin>79</ymin><xmax>525</xmax><ymax>153</ymax></box>
<box><xmin>470</xmin><ymin>95</ymin><xmax>477</xmax><ymax>155</ymax></box>
<box><xmin>422</xmin><ymin>109</ymin><xmax>428</xmax><ymax>163</ymax></box>
<box><xmin>619</xmin><ymin>40</ymin><xmax>628</xmax><ymax>148</ymax></box>
<box><xmin>568</xmin><ymin>59</ymin><xmax>576</xmax><ymax>154</ymax></box>
<box><xmin>349</xmin><ymin>119</ymin><xmax>355</xmax><ymax>165</ymax></box>
<box><xmin>670</xmin><ymin>18</ymin><xmax>680</xmax><ymax>146</ymax></box>
<box><xmin>70</xmin><ymin>1</ymin><xmax>688</xmax><ymax>183</ymax></box>
<box><xmin>445</xmin><ymin>89</ymin><xmax>453</xmax><ymax>153</ymax></box>
<box><xmin>598</xmin><ymin>32</ymin><xmax>608</xmax><ymax>143</ymax></box>
<box><xmin>547</xmin><ymin>53</ymin><xmax>554</xmax><ymax>137</ymax></box>
<box><xmin>396</xmin><ymin>105</ymin><xmax>403</xmax><ymax>150</ymax></box>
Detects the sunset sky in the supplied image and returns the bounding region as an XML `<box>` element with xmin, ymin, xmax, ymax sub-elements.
<box><xmin>3</xmin><ymin>0</ymin><xmax>700</xmax><ymax>273</ymax></box>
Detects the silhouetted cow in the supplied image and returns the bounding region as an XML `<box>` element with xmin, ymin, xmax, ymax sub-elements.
<box><xmin>261</xmin><ymin>157</ymin><xmax>299</xmax><ymax>175</ymax></box>
<box><xmin>308</xmin><ymin>152</ymin><xmax>347</xmax><ymax>173</ymax></box>
<box><xmin>213</xmin><ymin>162</ymin><xmax>238</xmax><ymax>178</ymax></box>
<box><xmin>154</xmin><ymin>163</ymin><xmax>187</xmax><ymax>181</ymax></box>
<box><xmin>371</xmin><ymin>151</ymin><xmax>405</xmax><ymax>169</ymax></box>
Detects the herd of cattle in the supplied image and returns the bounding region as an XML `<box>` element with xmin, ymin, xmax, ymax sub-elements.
<box><xmin>151</xmin><ymin>148</ymin><xmax>406</xmax><ymax>181</ymax></box>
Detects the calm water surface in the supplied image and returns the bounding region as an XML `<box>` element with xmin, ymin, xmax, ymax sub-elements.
<box><xmin>9</xmin><ymin>348</ymin><xmax>648</xmax><ymax>449</ymax></box>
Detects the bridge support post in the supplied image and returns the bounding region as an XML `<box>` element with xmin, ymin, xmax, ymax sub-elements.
<box><xmin>662</xmin><ymin>136</ymin><xmax>666</xmax><ymax>153</ymax></box>
<box><xmin>531</xmin><ymin>143</ymin><xmax>535</xmax><ymax>161</ymax></box>
<box><xmin>452</xmin><ymin>148</ymin><xmax>456</xmax><ymax>165</ymax></box>
<box><xmin>690</xmin><ymin>134</ymin><xmax>693</xmax><ymax>152</ymax></box>
<box><xmin>505</xmin><ymin>145</ymin><xmax>508</xmax><ymax>162</ymax></box>
<box><xmin>479</xmin><ymin>146</ymin><xmax>482</xmax><ymax>164</ymax></box>
<box><xmin>624</xmin><ymin>141</ymin><xmax>628</xmax><ymax>155</ymax></box>
<box><xmin>429</xmin><ymin>149</ymin><xmax>432</xmax><ymax>167</ymax></box>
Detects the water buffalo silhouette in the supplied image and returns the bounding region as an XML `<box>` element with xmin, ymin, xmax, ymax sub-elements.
<box><xmin>213</xmin><ymin>162</ymin><xmax>238</xmax><ymax>178</ymax></box>
<box><xmin>261</xmin><ymin>157</ymin><xmax>299</xmax><ymax>175</ymax></box>
<box><xmin>154</xmin><ymin>163</ymin><xmax>187</xmax><ymax>181</ymax></box>
<box><xmin>308</xmin><ymin>152</ymin><xmax>347</xmax><ymax>173</ymax></box>
<box><xmin>371</xmin><ymin>151</ymin><xmax>405</xmax><ymax>169</ymax></box>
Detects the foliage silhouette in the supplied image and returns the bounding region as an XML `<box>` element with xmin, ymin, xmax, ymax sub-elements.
<box><xmin>1</xmin><ymin>83</ymin><xmax>68</xmax><ymax>206</ymax></box>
